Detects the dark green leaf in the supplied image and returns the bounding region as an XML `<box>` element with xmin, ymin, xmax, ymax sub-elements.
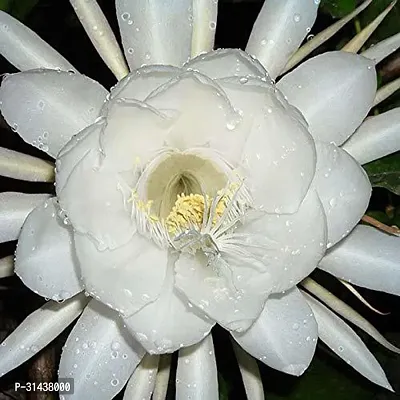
<box><xmin>320</xmin><ymin>0</ymin><xmax>357</xmax><ymax>18</ymax></box>
<box><xmin>364</xmin><ymin>153</ymin><xmax>400</xmax><ymax>196</ymax></box>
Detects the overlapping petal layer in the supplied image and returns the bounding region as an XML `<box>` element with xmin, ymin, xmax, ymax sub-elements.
<box><xmin>15</xmin><ymin>197</ymin><xmax>82</xmax><ymax>301</ymax></box>
<box><xmin>277</xmin><ymin>51</ymin><xmax>377</xmax><ymax>145</ymax></box>
<box><xmin>59</xmin><ymin>300</ymin><xmax>145</xmax><ymax>400</ymax></box>
<box><xmin>232</xmin><ymin>287</ymin><xmax>318</xmax><ymax>376</ymax></box>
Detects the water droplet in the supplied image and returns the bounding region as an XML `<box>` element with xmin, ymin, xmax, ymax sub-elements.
<box><xmin>306</xmin><ymin>34</ymin><xmax>315</xmax><ymax>41</ymax></box>
<box><xmin>239</xmin><ymin>77</ymin><xmax>248</xmax><ymax>84</ymax></box>
<box><xmin>11</xmin><ymin>123</ymin><xmax>18</xmax><ymax>132</ymax></box>
<box><xmin>184</xmin><ymin>358</ymin><xmax>190</xmax><ymax>364</ymax></box>
<box><xmin>293</xmin><ymin>14</ymin><xmax>301</xmax><ymax>23</ymax></box>
<box><xmin>338</xmin><ymin>345</ymin><xmax>344</xmax><ymax>352</ymax></box>
<box><xmin>209</xmin><ymin>21</ymin><xmax>216</xmax><ymax>30</ymax></box>
<box><xmin>329</xmin><ymin>198</ymin><xmax>337</xmax><ymax>207</ymax></box>
<box><xmin>110</xmin><ymin>378</ymin><xmax>119</xmax><ymax>387</ymax></box>
<box><xmin>292</xmin><ymin>323</ymin><xmax>300</xmax><ymax>331</ymax></box>
<box><xmin>121</xmin><ymin>12</ymin><xmax>130</xmax><ymax>21</ymax></box>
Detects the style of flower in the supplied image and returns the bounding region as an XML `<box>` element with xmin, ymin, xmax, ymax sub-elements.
<box><xmin>0</xmin><ymin>0</ymin><xmax>399</xmax><ymax>399</ymax></box>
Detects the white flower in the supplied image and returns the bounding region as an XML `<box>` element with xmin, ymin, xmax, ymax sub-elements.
<box><xmin>0</xmin><ymin>0</ymin><xmax>399</xmax><ymax>399</ymax></box>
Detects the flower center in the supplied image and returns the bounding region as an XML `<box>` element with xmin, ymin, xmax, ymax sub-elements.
<box><xmin>130</xmin><ymin>152</ymin><xmax>252</xmax><ymax>254</ymax></box>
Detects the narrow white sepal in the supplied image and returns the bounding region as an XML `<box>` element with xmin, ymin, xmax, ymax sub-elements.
<box><xmin>341</xmin><ymin>1</ymin><xmax>396</xmax><ymax>53</ymax></box>
<box><xmin>319</xmin><ymin>225</ymin><xmax>400</xmax><ymax>295</ymax></box>
<box><xmin>0</xmin><ymin>11</ymin><xmax>76</xmax><ymax>72</ymax></box>
<box><xmin>176</xmin><ymin>335</ymin><xmax>218</xmax><ymax>400</ymax></box>
<box><xmin>303</xmin><ymin>292</ymin><xmax>393</xmax><ymax>390</ymax></box>
<box><xmin>0</xmin><ymin>294</ymin><xmax>88</xmax><ymax>377</ymax></box>
<box><xmin>232</xmin><ymin>341</ymin><xmax>264</xmax><ymax>400</ymax></box>
<box><xmin>342</xmin><ymin>107</ymin><xmax>400</xmax><ymax>165</ymax></box>
<box><xmin>69</xmin><ymin>0</ymin><xmax>129</xmax><ymax>80</ymax></box>
<box><xmin>302</xmin><ymin>278</ymin><xmax>400</xmax><ymax>355</ymax></box>
<box><xmin>191</xmin><ymin>0</ymin><xmax>218</xmax><ymax>57</ymax></box>
<box><xmin>0</xmin><ymin>192</ymin><xmax>51</xmax><ymax>243</ymax></box>
<box><xmin>153</xmin><ymin>354</ymin><xmax>172</xmax><ymax>400</ymax></box>
<box><xmin>362</xmin><ymin>31</ymin><xmax>400</xmax><ymax>64</ymax></box>
<box><xmin>373</xmin><ymin>77</ymin><xmax>400</xmax><ymax>107</ymax></box>
<box><xmin>0</xmin><ymin>147</ymin><xmax>54</xmax><ymax>182</ymax></box>
<box><xmin>0</xmin><ymin>255</ymin><xmax>13</xmax><ymax>278</ymax></box>
<box><xmin>123</xmin><ymin>354</ymin><xmax>159</xmax><ymax>400</ymax></box>
<box><xmin>282</xmin><ymin>0</ymin><xmax>373</xmax><ymax>73</ymax></box>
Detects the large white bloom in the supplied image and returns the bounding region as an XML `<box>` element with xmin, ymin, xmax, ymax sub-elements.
<box><xmin>0</xmin><ymin>0</ymin><xmax>399</xmax><ymax>399</ymax></box>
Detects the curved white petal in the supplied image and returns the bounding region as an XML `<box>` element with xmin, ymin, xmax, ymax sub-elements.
<box><xmin>0</xmin><ymin>147</ymin><xmax>54</xmax><ymax>182</ymax></box>
<box><xmin>319</xmin><ymin>225</ymin><xmax>400</xmax><ymax>296</ymax></box>
<box><xmin>191</xmin><ymin>0</ymin><xmax>218</xmax><ymax>57</ymax></box>
<box><xmin>0</xmin><ymin>70</ymin><xmax>108</xmax><ymax>158</ymax></box>
<box><xmin>185</xmin><ymin>49</ymin><xmax>268</xmax><ymax>80</ymax></box>
<box><xmin>175</xmin><ymin>252</ymin><xmax>271</xmax><ymax>333</ymax></box>
<box><xmin>70</xmin><ymin>0</ymin><xmax>129</xmax><ymax>80</ymax></box>
<box><xmin>225</xmin><ymin>77</ymin><xmax>316</xmax><ymax>213</ymax></box>
<box><xmin>232</xmin><ymin>342</ymin><xmax>264</xmax><ymax>400</ymax></box>
<box><xmin>15</xmin><ymin>198</ymin><xmax>82</xmax><ymax>301</ymax></box>
<box><xmin>55</xmin><ymin>119</ymin><xmax>103</xmax><ymax>194</ymax></box>
<box><xmin>0</xmin><ymin>256</ymin><xmax>13</xmax><ymax>279</ymax></box>
<box><xmin>303</xmin><ymin>292</ymin><xmax>393</xmax><ymax>390</ymax></box>
<box><xmin>153</xmin><ymin>355</ymin><xmax>172</xmax><ymax>400</ymax></box>
<box><xmin>361</xmin><ymin>32</ymin><xmax>400</xmax><ymax>64</ymax></box>
<box><xmin>123</xmin><ymin>354</ymin><xmax>159</xmax><ymax>400</ymax></box>
<box><xmin>109</xmin><ymin>65</ymin><xmax>180</xmax><ymax>102</ymax></box>
<box><xmin>342</xmin><ymin>108</ymin><xmax>400</xmax><ymax>165</ymax></box>
<box><xmin>277</xmin><ymin>51</ymin><xmax>377</xmax><ymax>145</ymax></box>
<box><xmin>232</xmin><ymin>287</ymin><xmax>318</xmax><ymax>376</ymax></box>
<box><xmin>59</xmin><ymin>150</ymin><xmax>137</xmax><ymax>250</ymax></box>
<box><xmin>0</xmin><ymin>294</ymin><xmax>88</xmax><ymax>377</ymax></box>
<box><xmin>124</xmin><ymin>254</ymin><xmax>214</xmax><ymax>354</ymax></box>
<box><xmin>0</xmin><ymin>192</ymin><xmax>51</xmax><ymax>243</ymax></box>
<box><xmin>59</xmin><ymin>300</ymin><xmax>144</xmax><ymax>400</ymax></box>
<box><xmin>145</xmin><ymin>72</ymin><xmax>247</xmax><ymax>165</ymax></box>
<box><xmin>176</xmin><ymin>335</ymin><xmax>218</xmax><ymax>400</ymax></box>
<box><xmin>74</xmin><ymin>233</ymin><xmax>168</xmax><ymax>317</ymax></box>
<box><xmin>0</xmin><ymin>11</ymin><xmax>75</xmax><ymax>72</ymax></box>
<box><xmin>313</xmin><ymin>142</ymin><xmax>371</xmax><ymax>247</ymax></box>
<box><xmin>116</xmin><ymin>0</ymin><xmax>192</xmax><ymax>70</ymax></box>
<box><xmin>246</xmin><ymin>0</ymin><xmax>319</xmax><ymax>79</ymax></box>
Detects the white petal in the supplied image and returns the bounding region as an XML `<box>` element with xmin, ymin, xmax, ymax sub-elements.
<box><xmin>99</xmin><ymin>98</ymin><xmax>173</xmax><ymax>173</ymax></box>
<box><xmin>319</xmin><ymin>225</ymin><xmax>400</xmax><ymax>296</ymax></box>
<box><xmin>313</xmin><ymin>142</ymin><xmax>371</xmax><ymax>247</ymax></box>
<box><xmin>176</xmin><ymin>335</ymin><xmax>218</xmax><ymax>400</ymax></box>
<box><xmin>0</xmin><ymin>256</ymin><xmax>13</xmax><ymax>279</ymax></box>
<box><xmin>303</xmin><ymin>292</ymin><xmax>393</xmax><ymax>390</ymax></box>
<box><xmin>277</xmin><ymin>51</ymin><xmax>377</xmax><ymax>145</ymax></box>
<box><xmin>59</xmin><ymin>300</ymin><xmax>145</xmax><ymax>400</ymax></box>
<box><xmin>124</xmin><ymin>254</ymin><xmax>214</xmax><ymax>354</ymax></box>
<box><xmin>175</xmin><ymin>252</ymin><xmax>272</xmax><ymax>333</ymax></box>
<box><xmin>116</xmin><ymin>0</ymin><xmax>192</xmax><ymax>70</ymax></box>
<box><xmin>0</xmin><ymin>147</ymin><xmax>54</xmax><ymax>182</ymax></box>
<box><xmin>0</xmin><ymin>294</ymin><xmax>88</xmax><ymax>377</ymax></box>
<box><xmin>109</xmin><ymin>65</ymin><xmax>180</xmax><ymax>102</ymax></box>
<box><xmin>225</xmin><ymin>77</ymin><xmax>316</xmax><ymax>213</ymax></box>
<box><xmin>0</xmin><ymin>11</ymin><xmax>75</xmax><ymax>72</ymax></box>
<box><xmin>55</xmin><ymin>119</ymin><xmax>103</xmax><ymax>194</ymax></box>
<box><xmin>59</xmin><ymin>149</ymin><xmax>136</xmax><ymax>250</ymax></box>
<box><xmin>0</xmin><ymin>70</ymin><xmax>108</xmax><ymax>158</ymax></box>
<box><xmin>74</xmin><ymin>234</ymin><xmax>168</xmax><ymax>317</ymax></box>
<box><xmin>232</xmin><ymin>287</ymin><xmax>318</xmax><ymax>376</ymax></box>
<box><xmin>145</xmin><ymin>72</ymin><xmax>247</xmax><ymax>165</ymax></box>
<box><xmin>123</xmin><ymin>354</ymin><xmax>159</xmax><ymax>400</ymax></box>
<box><xmin>185</xmin><ymin>49</ymin><xmax>268</xmax><ymax>80</ymax></box>
<box><xmin>232</xmin><ymin>189</ymin><xmax>327</xmax><ymax>294</ymax></box>
<box><xmin>15</xmin><ymin>198</ymin><xmax>82</xmax><ymax>301</ymax></box>
<box><xmin>362</xmin><ymin>32</ymin><xmax>400</xmax><ymax>64</ymax></box>
<box><xmin>342</xmin><ymin>108</ymin><xmax>400</xmax><ymax>165</ymax></box>
<box><xmin>246</xmin><ymin>0</ymin><xmax>319</xmax><ymax>79</ymax></box>
<box><xmin>0</xmin><ymin>192</ymin><xmax>51</xmax><ymax>243</ymax></box>
<box><xmin>70</xmin><ymin>0</ymin><xmax>129</xmax><ymax>80</ymax></box>
<box><xmin>191</xmin><ymin>0</ymin><xmax>218</xmax><ymax>57</ymax></box>
<box><xmin>232</xmin><ymin>342</ymin><xmax>264</xmax><ymax>400</ymax></box>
